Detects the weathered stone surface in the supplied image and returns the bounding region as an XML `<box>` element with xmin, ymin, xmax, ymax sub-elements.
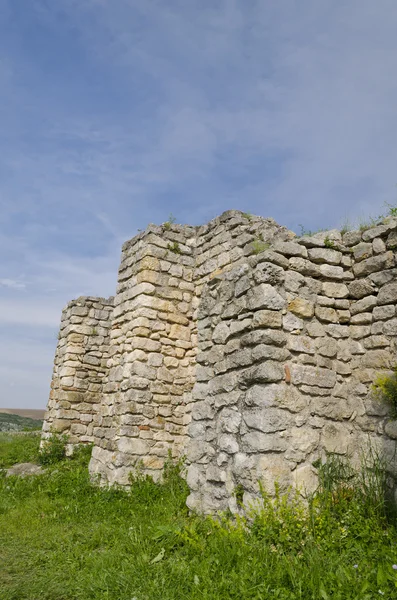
<box><xmin>353</xmin><ymin>252</ymin><xmax>394</xmax><ymax>277</ymax></box>
<box><xmin>377</xmin><ymin>282</ymin><xmax>397</xmax><ymax>305</ymax></box>
<box><xmin>6</xmin><ymin>463</ymin><xmax>44</xmax><ymax>478</ymax></box>
<box><xmin>290</xmin><ymin>364</ymin><xmax>336</xmax><ymax>388</ymax></box>
<box><xmin>247</xmin><ymin>284</ymin><xmax>286</xmax><ymax>311</ymax></box>
<box><xmin>287</xmin><ymin>335</ymin><xmax>315</xmax><ymax>354</ymax></box>
<box><xmin>350</xmin><ymin>295</ymin><xmax>377</xmax><ymax>315</ymax></box>
<box><xmin>322</xmin><ymin>282</ymin><xmax>349</xmax><ymax>298</ymax></box>
<box><xmin>353</xmin><ymin>242</ymin><xmax>373</xmax><ymax>262</ymax></box>
<box><xmin>252</xmin><ymin>310</ymin><xmax>282</xmax><ymax>329</ymax></box>
<box><xmin>288</xmin><ymin>298</ymin><xmax>315</xmax><ymax>319</ymax></box>
<box><xmin>315</xmin><ymin>306</ymin><xmax>338</xmax><ymax>323</ymax></box>
<box><xmin>308</xmin><ymin>248</ymin><xmax>342</xmax><ymax>265</ymax></box>
<box><xmin>348</xmin><ymin>279</ymin><xmax>375</xmax><ymax>299</ymax></box>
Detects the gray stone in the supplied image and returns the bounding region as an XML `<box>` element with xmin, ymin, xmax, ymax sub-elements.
<box><xmin>289</xmin><ymin>257</ymin><xmax>320</xmax><ymax>277</ymax></box>
<box><xmin>241</xmin><ymin>329</ymin><xmax>286</xmax><ymax>347</ymax></box>
<box><xmin>353</xmin><ymin>242</ymin><xmax>373</xmax><ymax>262</ymax></box>
<box><xmin>348</xmin><ymin>279</ymin><xmax>375</xmax><ymax>299</ymax></box>
<box><xmin>241</xmin><ymin>362</ymin><xmax>285</xmax><ymax>384</ymax></box>
<box><xmin>247</xmin><ymin>284</ymin><xmax>286</xmax><ymax>311</ymax></box>
<box><xmin>322</xmin><ymin>422</ymin><xmax>352</xmax><ymax>454</ymax></box>
<box><xmin>219</xmin><ymin>434</ymin><xmax>239</xmax><ymax>454</ymax></box>
<box><xmin>319</xmin><ymin>264</ymin><xmax>345</xmax><ymax>280</ymax></box>
<box><xmin>373</xmin><ymin>238</ymin><xmax>386</xmax><ymax>254</ymax></box>
<box><xmin>290</xmin><ymin>364</ymin><xmax>336</xmax><ymax>388</ymax></box>
<box><xmin>342</xmin><ymin>230</ymin><xmax>362</xmax><ymax>246</ymax></box>
<box><xmin>373</xmin><ymin>305</ymin><xmax>395</xmax><ymax>320</ymax></box>
<box><xmin>383</xmin><ymin>319</ymin><xmax>397</xmax><ymax>336</ymax></box>
<box><xmin>287</xmin><ymin>335</ymin><xmax>316</xmax><ymax>354</ymax></box>
<box><xmin>316</xmin><ymin>338</ymin><xmax>338</xmax><ymax>357</ymax></box>
<box><xmin>322</xmin><ymin>282</ymin><xmax>349</xmax><ymax>298</ymax></box>
<box><xmin>274</xmin><ymin>241</ymin><xmax>308</xmax><ymax>257</ymax></box>
<box><xmin>315</xmin><ymin>306</ymin><xmax>338</xmax><ymax>323</ymax></box>
<box><xmin>353</xmin><ymin>252</ymin><xmax>394</xmax><ymax>277</ymax></box>
<box><xmin>377</xmin><ymin>282</ymin><xmax>397</xmax><ymax>305</ymax></box>
<box><xmin>244</xmin><ymin>407</ymin><xmax>293</xmax><ymax>433</ymax></box>
<box><xmin>6</xmin><ymin>463</ymin><xmax>44</xmax><ymax>477</ymax></box>
<box><xmin>283</xmin><ymin>312</ymin><xmax>304</xmax><ymax>332</ymax></box>
<box><xmin>308</xmin><ymin>248</ymin><xmax>342</xmax><ymax>265</ymax></box>
<box><xmin>351</xmin><ymin>313</ymin><xmax>372</xmax><ymax>325</ymax></box>
<box><xmin>362</xmin><ymin>222</ymin><xmax>396</xmax><ymax>242</ymax></box>
<box><xmin>386</xmin><ymin>230</ymin><xmax>397</xmax><ymax>249</ymax></box>
<box><xmin>350</xmin><ymin>295</ymin><xmax>377</xmax><ymax>315</ymax></box>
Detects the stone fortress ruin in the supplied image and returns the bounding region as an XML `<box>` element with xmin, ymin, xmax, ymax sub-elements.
<box><xmin>43</xmin><ymin>210</ymin><xmax>397</xmax><ymax>513</ymax></box>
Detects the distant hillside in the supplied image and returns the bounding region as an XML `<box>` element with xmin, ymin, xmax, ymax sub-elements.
<box><xmin>0</xmin><ymin>411</ymin><xmax>43</xmax><ymax>432</ymax></box>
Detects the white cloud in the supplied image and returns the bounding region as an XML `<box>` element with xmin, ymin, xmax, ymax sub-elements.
<box><xmin>0</xmin><ymin>278</ymin><xmax>26</xmax><ymax>290</ymax></box>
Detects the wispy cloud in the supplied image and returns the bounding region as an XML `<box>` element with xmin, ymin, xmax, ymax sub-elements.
<box><xmin>1</xmin><ymin>0</ymin><xmax>397</xmax><ymax>406</ymax></box>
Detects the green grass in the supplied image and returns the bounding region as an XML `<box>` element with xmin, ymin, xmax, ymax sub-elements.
<box><xmin>1</xmin><ymin>436</ymin><xmax>397</xmax><ymax>599</ymax></box>
<box><xmin>0</xmin><ymin>432</ymin><xmax>41</xmax><ymax>468</ymax></box>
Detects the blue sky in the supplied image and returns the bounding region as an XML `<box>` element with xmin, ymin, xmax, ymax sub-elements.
<box><xmin>1</xmin><ymin>0</ymin><xmax>397</xmax><ymax>408</ymax></box>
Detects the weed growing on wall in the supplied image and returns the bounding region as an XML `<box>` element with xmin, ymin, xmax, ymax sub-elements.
<box><xmin>168</xmin><ymin>241</ymin><xmax>181</xmax><ymax>254</ymax></box>
<box><xmin>163</xmin><ymin>213</ymin><xmax>176</xmax><ymax>231</ymax></box>
<box><xmin>373</xmin><ymin>367</ymin><xmax>397</xmax><ymax>417</ymax></box>
<box><xmin>251</xmin><ymin>239</ymin><xmax>270</xmax><ymax>254</ymax></box>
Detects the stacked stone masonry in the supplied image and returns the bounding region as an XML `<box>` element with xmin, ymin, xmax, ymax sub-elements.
<box><xmin>43</xmin><ymin>211</ymin><xmax>397</xmax><ymax>512</ymax></box>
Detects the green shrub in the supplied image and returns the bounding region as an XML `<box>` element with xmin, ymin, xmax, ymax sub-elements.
<box><xmin>373</xmin><ymin>367</ymin><xmax>397</xmax><ymax>417</ymax></box>
<box><xmin>168</xmin><ymin>241</ymin><xmax>181</xmax><ymax>254</ymax></box>
<box><xmin>38</xmin><ymin>433</ymin><xmax>68</xmax><ymax>466</ymax></box>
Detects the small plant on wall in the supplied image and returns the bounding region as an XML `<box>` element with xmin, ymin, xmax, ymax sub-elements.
<box><xmin>373</xmin><ymin>367</ymin><xmax>397</xmax><ymax>418</ymax></box>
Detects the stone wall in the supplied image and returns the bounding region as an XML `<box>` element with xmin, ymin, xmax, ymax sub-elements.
<box><xmin>44</xmin><ymin>296</ymin><xmax>113</xmax><ymax>445</ymax></box>
<box><xmin>186</xmin><ymin>221</ymin><xmax>397</xmax><ymax>513</ymax></box>
<box><xmin>44</xmin><ymin>211</ymin><xmax>397</xmax><ymax>512</ymax></box>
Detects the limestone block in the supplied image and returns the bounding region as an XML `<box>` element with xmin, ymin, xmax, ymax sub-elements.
<box><xmin>290</xmin><ymin>364</ymin><xmax>336</xmax><ymax>388</ymax></box>
<box><xmin>256</xmin><ymin>454</ymin><xmax>292</xmax><ymax>495</ymax></box>
<box><xmin>252</xmin><ymin>344</ymin><xmax>290</xmax><ymax>363</ymax></box>
<box><xmin>219</xmin><ymin>434</ymin><xmax>239</xmax><ymax>454</ymax></box>
<box><xmin>286</xmin><ymin>426</ymin><xmax>320</xmax><ymax>456</ymax></box>
<box><xmin>373</xmin><ymin>238</ymin><xmax>386</xmax><ymax>254</ymax></box>
<box><xmin>322</xmin><ymin>282</ymin><xmax>349</xmax><ymax>298</ymax></box>
<box><xmin>348</xmin><ymin>279</ymin><xmax>375</xmax><ymax>299</ymax></box>
<box><xmin>308</xmin><ymin>248</ymin><xmax>342</xmax><ymax>265</ymax></box>
<box><xmin>373</xmin><ymin>305</ymin><xmax>395</xmax><ymax>321</ymax></box>
<box><xmin>247</xmin><ymin>284</ymin><xmax>286</xmax><ymax>311</ymax></box>
<box><xmin>292</xmin><ymin>465</ymin><xmax>318</xmax><ymax>496</ymax></box>
<box><xmin>289</xmin><ymin>257</ymin><xmax>320</xmax><ymax>277</ymax></box>
<box><xmin>349</xmin><ymin>325</ymin><xmax>371</xmax><ymax>339</ymax></box>
<box><xmin>306</xmin><ymin>321</ymin><xmax>326</xmax><ymax>337</ymax></box>
<box><xmin>353</xmin><ymin>242</ymin><xmax>373</xmax><ymax>262</ymax></box>
<box><xmin>316</xmin><ymin>338</ymin><xmax>338</xmax><ymax>357</ymax></box>
<box><xmin>241</xmin><ymin>329</ymin><xmax>286</xmax><ymax>347</ymax></box>
<box><xmin>386</xmin><ymin>230</ymin><xmax>397</xmax><ymax>249</ymax></box>
<box><xmin>353</xmin><ymin>252</ymin><xmax>394</xmax><ymax>277</ymax></box>
<box><xmin>350</xmin><ymin>295</ymin><xmax>377</xmax><ymax>315</ymax></box>
<box><xmin>362</xmin><ymin>221</ymin><xmax>396</xmax><ymax>242</ymax></box>
<box><xmin>284</xmin><ymin>270</ymin><xmax>305</xmax><ymax>292</ymax></box>
<box><xmin>383</xmin><ymin>319</ymin><xmax>397</xmax><ymax>336</ymax></box>
<box><xmin>363</xmin><ymin>335</ymin><xmax>390</xmax><ymax>349</ymax></box>
<box><xmin>241</xmin><ymin>362</ymin><xmax>285</xmax><ymax>384</ymax></box>
<box><xmin>321</xmin><ymin>422</ymin><xmax>352</xmax><ymax>454</ymax></box>
<box><xmin>243</xmin><ymin>407</ymin><xmax>293</xmax><ymax>433</ymax></box>
<box><xmin>283</xmin><ymin>312</ymin><xmax>304</xmax><ymax>332</ymax></box>
<box><xmin>252</xmin><ymin>310</ymin><xmax>282</xmax><ymax>329</ymax></box>
<box><xmin>342</xmin><ymin>230</ymin><xmax>362</xmax><ymax>246</ymax></box>
<box><xmin>241</xmin><ymin>432</ymin><xmax>287</xmax><ymax>453</ymax></box>
<box><xmin>274</xmin><ymin>241</ymin><xmax>308</xmax><ymax>257</ymax></box>
<box><xmin>351</xmin><ymin>313</ymin><xmax>372</xmax><ymax>325</ymax></box>
<box><xmin>288</xmin><ymin>298</ymin><xmax>314</xmax><ymax>319</ymax></box>
<box><xmin>315</xmin><ymin>306</ymin><xmax>338</xmax><ymax>323</ymax></box>
<box><xmin>253</xmin><ymin>262</ymin><xmax>285</xmax><ymax>286</ymax></box>
<box><xmin>377</xmin><ymin>282</ymin><xmax>397</xmax><ymax>305</ymax></box>
<box><xmin>287</xmin><ymin>336</ymin><xmax>315</xmax><ymax>354</ymax></box>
